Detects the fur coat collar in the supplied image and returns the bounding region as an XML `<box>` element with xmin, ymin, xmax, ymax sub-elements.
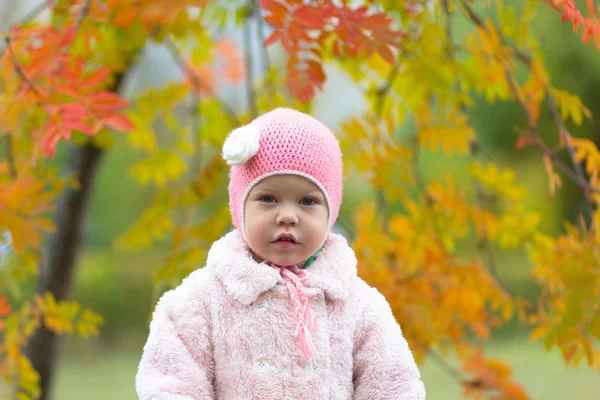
<box><xmin>206</xmin><ymin>229</ymin><xmax>358</xmax><ymax>305</ymax></box>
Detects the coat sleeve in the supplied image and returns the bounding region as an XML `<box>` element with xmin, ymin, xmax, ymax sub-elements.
<box><xmin>136</xmin><ymin>285</ymin><xmax>215</xmax><ymax>400</ymax></box>
<box><xmin>352</xmin><ymin>286</ymin><xmax>426</xmax><ymax>400</ymax></box>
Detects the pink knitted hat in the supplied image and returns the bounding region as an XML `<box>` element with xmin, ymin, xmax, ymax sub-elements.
<box><xmin>222</xmin><ymin>108</ymin><xmax>343</xmax><ymax>238</ymax></box>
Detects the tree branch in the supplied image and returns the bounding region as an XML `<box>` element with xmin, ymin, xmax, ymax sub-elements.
<box><xmin>164</xmin><ymin>36</ymin><xmax>240</xmax><ymax>127</ymax></box>
<box><xmin>443</xmin><ymin>0</ymin><xmax>516</xmax><ymax>300</ymax></box>
<box><xmin>460</xmin><ymin>0</ymin><xmax>596</xmax><ymax>221</ymax></box>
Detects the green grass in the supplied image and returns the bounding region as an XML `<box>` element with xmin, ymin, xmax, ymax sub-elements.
<box><xmin>52</xmin><ymin>336</ymin><xmax>600</xmax><ymax>400</ymax></box>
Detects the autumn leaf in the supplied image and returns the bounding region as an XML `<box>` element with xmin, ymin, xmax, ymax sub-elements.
<box><xmin>0</xmin><ymin>175</ymin><xmax>56</xmax><ymax>253</ymax></box>
<box><xmin>461</xmin><ymin>347</ymin><xmax>532</xmax><ymax>399</ymax></box>
<box><xmin>0</xmin><ymin>296</ymin><xmax>11</xmax><ymax>331</ymax></box>
<box><xmin>260</xmin><ymin>0</ymin><xmax>404</xmax><ymax>101</ymax></box>
<box><xmin>418</xmin><ymin>125</ymin><xmax>475</xmax><ymax>155</ymax></box>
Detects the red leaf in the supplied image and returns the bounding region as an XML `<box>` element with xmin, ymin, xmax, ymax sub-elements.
<box><xmin>64</xmin><ymin>120</ymin><xmax>93</xmax><ymax>134</ymax></box>
<box><xmin>264</xmin><ymin>13</ymin><xmax>286</xmax><ymax>28</ymax></box>
<box><xmin>102</xmin><ymin>114</ymin><xmax>134</xmax><ymax>132</ymax></box>
<box><xmin>363</xmin><ymin>13</ymin><xmax>391</xmax><ymax>29</ymax></box>
<box><xmin>60</xmin><ymin>103</ymin><xmax>88</xmax><ymax>118</ymax></box>
<box><xmin>293</xmin><ymin>6</ymin><xmax>327</xmax><ymax>30</ymax></box>
<box><xmin>264</xmin><ymin>30</ymin><xmax>284</xmax><ymax>47</ymax></box>
<box><xmin>91</xmin><ymin>119</ymin><xmax>104</xmax><ymax>134</ymax></box>
<box><xmin>41</xmin><ymin>126</ymin><xmax>70</xmax><ymax>157</ymax></box>
<box><xmin>54</xmin><ymin>84</ymin><xmax>81</xmax><ymax>97</ymax></box>
<box><xmin>0</xmin><ymin>297</ymin><xmax>11</xmax><ymax>317</ymax></box>
<box><xmin>287</xmin><ymin>75</ymin><xmax>313</xmax><ymax>103</ymax></box>
<box><xmin>377</xmin><ymin>45</ymin><xmax>395</xmax><ymax>63</ymax></box>
<box><xmin>260</xmin><ymin>0</ymin><xmax>289</xmax><ymax>16</ymax></box>
<box><xmin>288</xmin><ymin>24</ymin><xmax>312</xmax><ymax>42</ymax></box>
<box><xmin>87</xmin><ymin>91</ymin><xmax>129</xmax><ymax>110</ymax></box>
<box><xmin>306</xmin><ymin>60</ymin><xmax>326</xmax><ymax>88</ymax></box>
<box><xmin>80</xmin><ymin>68</ymin><xmax>111</xmax><ymax>90</ymax></box>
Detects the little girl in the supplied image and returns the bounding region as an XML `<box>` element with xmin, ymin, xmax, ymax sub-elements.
<box><xmin>136</xmin><ymin>108</ymin><xmax>426</xmax><ymax>399</ymax></box>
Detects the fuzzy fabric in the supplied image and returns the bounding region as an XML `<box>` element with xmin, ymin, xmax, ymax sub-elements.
<box><xmin>136</xmin><ymin>230</ymin><xmax>426</xmax><ymax>400</ymax></box>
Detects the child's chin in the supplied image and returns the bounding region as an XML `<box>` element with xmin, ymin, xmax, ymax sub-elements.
<box><xmin>271</xmin><ymin>256</ymin><xmax>302</xmax><ymax>267</ymax></box>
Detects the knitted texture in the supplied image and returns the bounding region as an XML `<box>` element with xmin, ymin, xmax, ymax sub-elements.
<box><xmin>225</xmin><ymin>107</ymin><xmax>343</xmax><ymax>236</ymax></box>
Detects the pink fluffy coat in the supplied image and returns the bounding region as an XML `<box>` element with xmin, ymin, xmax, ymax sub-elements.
<box><xmin>136</xmin><ymin>230</ymin><xmax>426</xmax><ymax>399</ymax></box>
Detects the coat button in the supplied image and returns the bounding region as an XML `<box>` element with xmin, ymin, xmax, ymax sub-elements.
<box><xmin>252</xmin><ymin>297</ymin><xmax>268</xmax><ymax>313</ymax></box>
<box><xmin>310</xmin><ymin>358</ymin><xmax>319</xmax><ymax>371</ymax></box>
<box><xmin>254</xmin><ymin>358</ymin><xmax>270</xmax><ymax>372</ymax></box>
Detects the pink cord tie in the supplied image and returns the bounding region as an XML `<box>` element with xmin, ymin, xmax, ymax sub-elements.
<box><xmin>269</xmin><ymin>263</ymin><xmax>318</xmax><ymax>359</ymax></box>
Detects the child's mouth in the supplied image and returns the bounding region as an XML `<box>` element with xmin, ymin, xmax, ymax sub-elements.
<box><xmin>274</xmin><ymin>238</ymin><xmax>298</xmax><ymax>248</ymax></box>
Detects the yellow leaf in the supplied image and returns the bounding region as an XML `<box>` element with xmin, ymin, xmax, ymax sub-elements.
<box><xmin>0</xmin><ymin>175</ymin><xmax>57</xmax><ymax>253</ymax></box>
<box><xmin>114</xmin><ymin>203</ymin><xmax>174</xmax><ymax>251</ymax></box>
<box><xmin>419</xmin><ymin>125</ymin><xmax>475</xmax><ymax>156</ymax></box>
<box><xmin>470</xmin><ymin>162</ymin><xmax>528</xmax><ymax>202</ymax></box>
<box><xmin>551</xmin><ymin>88</ymin><xmax>591</xmax><ymax>127</ymax></box>
<box><xmin>129</xmin><ymin>150</ymin><xmax>188</xmax><ymax>187</ymax></box>
<box><xmin>529</xmin><ymin>325</ymin><xmax>547</xmax><ymax>342</ymax></box>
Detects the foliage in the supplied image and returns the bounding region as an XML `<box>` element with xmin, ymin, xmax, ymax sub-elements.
<box><xmin>1</xmin><ymin>0</ymin><xmax>600</xmax><ymax>398</ymax></box>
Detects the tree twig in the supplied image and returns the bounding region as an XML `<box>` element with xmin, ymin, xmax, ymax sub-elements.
<box><xmin>374</xmin><ymin>62</ymin><xmax>400</xmax><ymax>118</ymax></box>
<box><xmin>502</xmin><ymin>69</ymin><xmax>596</xmax><ymax>193</ymax></box>
<box><xmin>190</xmin><ymin>90</ymin><xmax>202</xmax><ymax>176</ymax></box>
<box><xmin>5</xmin><ymin>135</ymin><xmax>18</xmax><ymax>180</ymax></box>
<box><xmin>372</xmin><ymin>61</ymin><xmax>401</xmax><ymax>229</ymax></box>
<box><xmin>61</xmin><ymin>0</ymin><xmax>91</xmax><ymax>56</ymax></box>
<box><xmin>73</xmin><ymin>0</ymin><xmax>90</xmax><ymax>34</ymax></box>
<box><xmin>163</xmin><ymin>36</ymin><xmax>240</xmax><ymax>127</ymax></box>
<box><xmin>243</xmin><ymin>7</ymin><xmax>257</xmax><ymax>119</ymax></box>
<box><xmin>428</xmin><ymin>347</ymin><xmax>469</xmax><ymax>384</ymax></box>
<box><xmin>4</xmin><ymin>37</ymin><xmax>44</xmax><ymax>98</ymax></box>
<box><xmin>0</xmin><ymin>2</ymin><xmax>48</xmax><ymax>58</ymax></box>
<box><xmin>252</xmin><ymin>0</ymin><xmax>276</xmax><ymax>100</ymax></box>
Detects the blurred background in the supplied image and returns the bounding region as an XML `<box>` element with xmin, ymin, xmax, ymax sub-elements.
<box><xmin>2</xmin><ymin>0</ymin><xmax>600</xmax><ymax>399</ymax></box>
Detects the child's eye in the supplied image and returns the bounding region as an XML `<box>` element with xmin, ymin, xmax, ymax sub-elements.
<box><xmin>300</xmin><ymin>198</ymin><xmax>316</xmax><ymax>206</ymax></box>
<box><xmin>260</xmin><ymin>195</ymin><xmax>276</xmax><ymax>203</ymax></box>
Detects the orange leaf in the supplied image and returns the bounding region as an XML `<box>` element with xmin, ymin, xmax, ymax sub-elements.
<box><xmin>112</xmin><ymin>5</ymin><xmax>139</xmax><ymax>27</ymax></box>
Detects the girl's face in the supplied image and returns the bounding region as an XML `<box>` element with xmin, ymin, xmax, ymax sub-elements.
<box><xmin>244</xmin><ymin>174</ymin><xmax>329</xmax><ymax>267</ymax></box>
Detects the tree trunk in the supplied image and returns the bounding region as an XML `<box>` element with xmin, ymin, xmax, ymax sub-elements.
<box><xmin>25</xmin><ymin>74</ymin><xmax>126</xmax><ymax>400</ymax></box>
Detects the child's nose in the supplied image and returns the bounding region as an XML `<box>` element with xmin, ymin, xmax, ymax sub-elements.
<box><xmin>276</xmin><ymin>205</ymin><xmax>299</xmax><ymax>226</ymax></box>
